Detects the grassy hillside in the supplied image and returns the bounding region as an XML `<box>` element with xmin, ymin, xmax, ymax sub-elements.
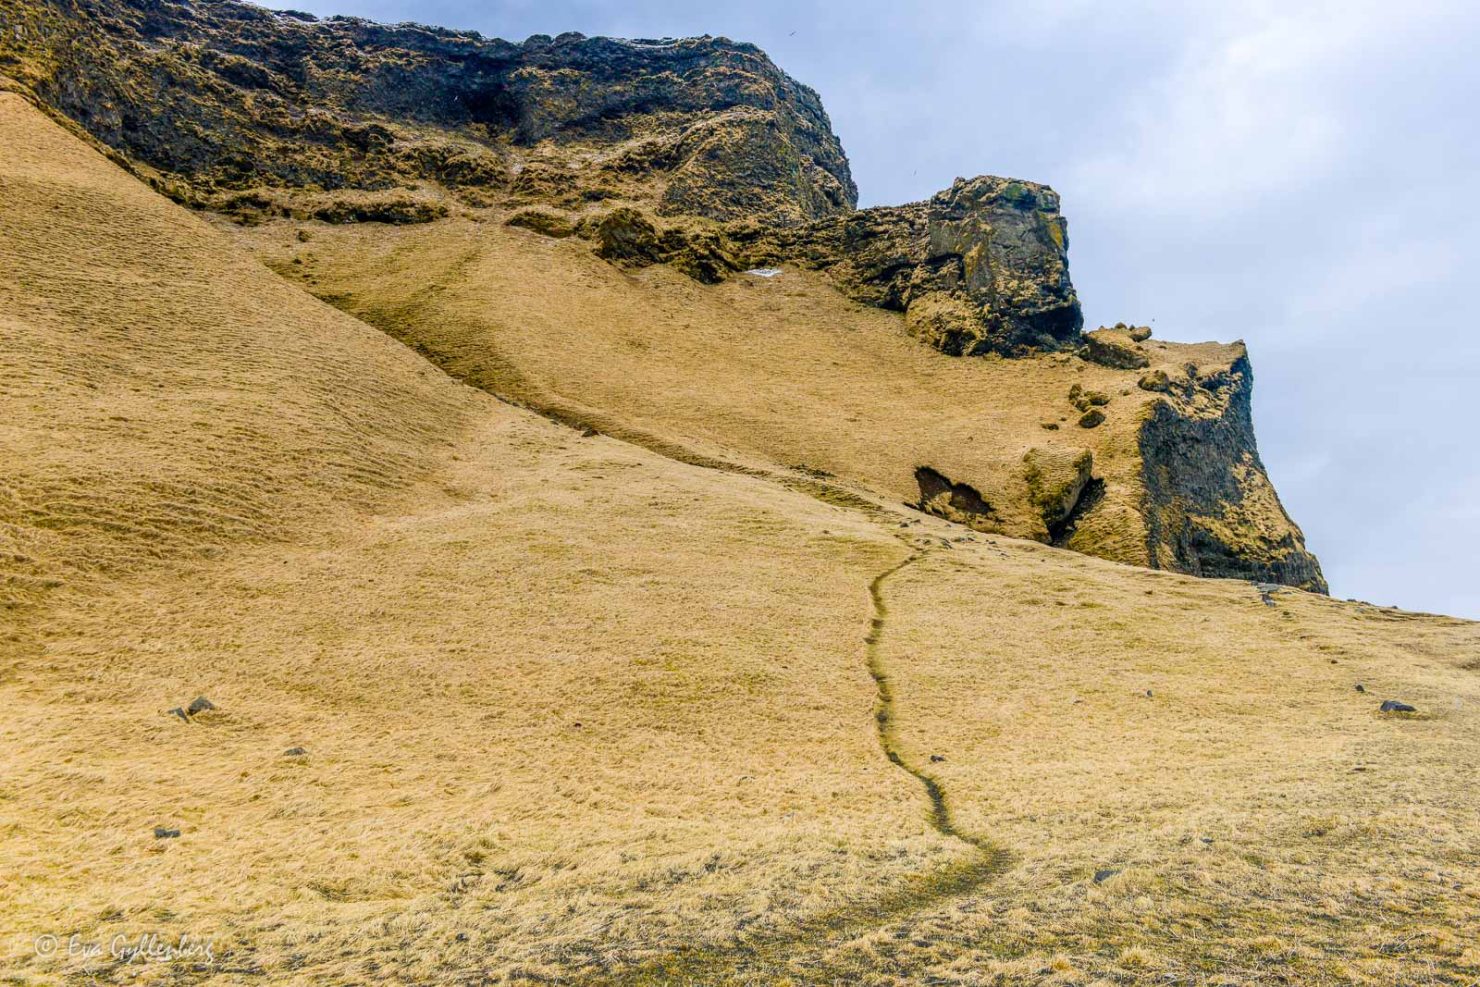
<box><xmin>3</xmin><ymin>91</ymin><xmax>1480</xmax><ymax>987</ymax></box>
<box><xmin>233</xmin><ymin>215</ymin><xmax>1251</xmax><ymax>569</ymax></box>
<box><xmin>0</xmin><ymin>0</ymin><xmax>1323</xmax><ymax>591</ymax></box>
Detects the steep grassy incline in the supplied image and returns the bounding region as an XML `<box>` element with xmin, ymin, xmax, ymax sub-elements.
<box><xmin>0</xmin><ymin>91</ymin><xmax>968</xmax><ymax>982</ymax></box>
<box><xmin>0</xmin><ymin>0</ymin><xmax>1323</xmax><ymax>590</ymax></box>
<box><xmin>0</xmin><ymin>92</ymin><xmax>482</xmax><ymax>611</ymax></box>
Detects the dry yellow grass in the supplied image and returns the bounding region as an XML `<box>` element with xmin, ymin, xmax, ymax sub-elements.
<box><xmin>231</xmin><ymin>213</ymin><xmax>1251</xmax><ymax>566</ymax></box>
<box><xmin>3</xmin><ymin>92</ymin><xmax>1479</xmax><ymax>986</ymax></box>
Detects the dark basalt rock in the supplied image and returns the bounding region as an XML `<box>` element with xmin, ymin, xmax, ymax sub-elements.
<box><xmin>735</xmin><ymin>176</ymin><xmax>1083</xmax><ymax>356</ymax></box>
<box><xmin>1</xmin><ymin>0</ymin><xmax>855</xmax><ymax>224</ymax></box>
<box><xmin>1137</xmin><ymin>351</ymin><xmax>1327</xmax><ymax>592</ymax></box>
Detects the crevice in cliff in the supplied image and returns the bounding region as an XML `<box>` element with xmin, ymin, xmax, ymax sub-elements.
<box><xmin>914</xmin><ymin>466</ymin><xmax>999</xmax><ymax>530</ymax></box>
<box><xmin>1049</xmin><ymin>476</ymin><xmax>1105</xmax><ymax>547</ymax></box>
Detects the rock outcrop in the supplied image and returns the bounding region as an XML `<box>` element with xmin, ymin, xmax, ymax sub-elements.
<box><xmin>733</xmin><ymin>176</ymin><xmax>1082</xmax><ymax>355</ymax></box>
<box><xmin>0</xmin><ymin>0</ymin><xmax>855</xmax><ymax>223</ymax></box>
<box><xmin>1136</xmin><ymin>350</ymin><xmax>1326</xmax><ymax>592</ymax></box>
<box><xmin>1082</xmin><ymin>325</ymin><xmax>1152</xmax><ymax>369</ymax></box>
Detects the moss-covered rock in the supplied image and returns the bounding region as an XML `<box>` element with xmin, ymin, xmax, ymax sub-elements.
<box><xmin>505</xmin><ymin>207</ymin><xmax>577</xmax><ymax>238</ymax></box>
<box><xmin>594</xmin><ymin>207</ymin><xmax>666</xmax><ymax>266</ymax></box>
<box><xmin>2</xmin><ymin>3</ymin><xmax>855</xmax><ymax>225</ymax></box>
<box><xmin>736</xmin><ymin>175</ymin><xmax>1082</xmax><ymax>356</ymax></box>
<box><xmin>1138</xmin><ymin>369</ymin><xmax>1172</xmax><ymax>392</ymax></box>
<box><xmin>1082</xmin><ymin>327</ymin><xmax>1150</xmax><ymax>370</ymax></box>
<box><xmin>1023</xmin><ymin>447</ymin><xmax>1095</xmax><ymax>538</ymax></box>
<box><xmin>1137</xmin><ymin>351</ymin><xmax>1326</xmax><ymax>592</ymax></box>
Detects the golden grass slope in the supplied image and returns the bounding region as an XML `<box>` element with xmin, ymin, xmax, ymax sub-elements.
<box><xmin>2</xmin><ymin>91</ymin><xmax>1480</xmax><ymax>986</ymax></box>
<box><xmin>0</xmin><ymin>92</ymin><xmax>475</xmax><ymax>610</ymax></box>
<box><xmin>0</xmin><ymin>91</ymin><xmax>955</xmax><ymax>981</ymax></box>
<box><xmin>231</xmin><ymin>213</ymin><xmax>1289</xmax><ymax>576</ymax></box>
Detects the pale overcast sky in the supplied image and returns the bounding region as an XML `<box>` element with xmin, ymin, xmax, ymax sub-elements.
<box><xmin>280</xmin><ymin>0</ymin><xmax>1480</xmax><ymax>618</ymax></box>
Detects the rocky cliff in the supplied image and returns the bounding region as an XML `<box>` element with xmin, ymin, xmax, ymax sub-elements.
<box><xmin>733</xmin><ymin>176</ymin><xmax>1082</xmax><ymax>356</ymax></box>
<box><xmin>1137</xmin><ymin>351</ymin><xmax>1327</xmax><ymax>591</ymax></box>
<box><xmin>0</xmin><ymin>0</ymin><xmax>1323</xmax><ymax>591</ymax></box>
<box><xmin>0</xmin><ymin>0</ymin><xmax>854</xmax><ymax>222</ymax></box>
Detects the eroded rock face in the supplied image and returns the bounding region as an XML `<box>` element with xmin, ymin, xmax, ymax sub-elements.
<box><xmin>0</xmin><ymin>0</ymin><xmax>1324</xmax><ymax>592</ymax></box>
<box><xmin>0</xmin><ymin>0</ymin><xmax>855</xmax><ymax>224</ymax></box>
<box><xmin>1137</xmin><ymin>352</ymin><xmax>1327</xmax><ymax>592</ymax></box>
<box><xmin>914</xmin><ymin>467</ymin><xmax>1000</xmax><ymax>530</ymax></box>
<box><xmin>737</xmin><ymin>176</ymin><xmax>1083</xmax><ymax>355</ymax></box>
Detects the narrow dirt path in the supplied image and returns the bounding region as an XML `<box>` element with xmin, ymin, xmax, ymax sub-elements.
<box><xmin>587</xmin><ymin>546</ymin><xmax>1013</xmax><ymax>986</ymax></box>
<box><xmin>866</xmin><ymin>547</ymin><xmax>1003</xmax><ymax>854</ymax></box>
<box><xmin>296</xmin><ymin>285</ymin><xmax>1017</xmax><ymax>984</ymax></box>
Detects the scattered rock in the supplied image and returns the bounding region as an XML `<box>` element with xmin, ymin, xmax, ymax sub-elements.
<box><xmin>167</xmin><ymin>707</ymin><xmax>190</xmax><ymax>723</ymax></box>
<box><xmin>580</xmin><ymin>427</ymin><xmax>598</xmax><ymax>438</ymax></box>
<box><xmin>154</xmin><ymin>827</ymin><xmax>181</xmax><ymax>839</ymax></box>
<box><xmin>1144</xmin><ymin>689</ymin><xmax>1154</xmax><ymax>698</ymax></box>
<box><xmin>505</xmin><ymin>207</ymin><xmax>576</xmax><ymax>239</ymax></box>
<box><xmin>187</xmin><ymin>696</ymin><xmax>216</xmax><ymax>716</ymax></box>
<box><xmin>1081</xmin><ymin>327</ymin><xmax>1150</xmax><ymax>370</ymax></box>
<box><xmin>1068</xmin><ymin>384</ymin><xmax>1111</xmax><ymax>412</ymax></box>
<box><xmin>1199</xmin><ymin>836</ymin><xmax>1214</xmax><ymax>845</ymax></box>
<box><xmin>1077</xmin><ymin>408</ymin><xmax>1105</xmax><ymax>429</ymax></box>
<box><xmin>929</xmin><ymin>754</ymin><xmax>945</xmax><ymax>763</ymax></box>
<box><xmin>283</xmin><ymin>747</ymin><xmax>307</xmax><ymax>757</ymax></box>
<box><xmin>1126</xmin><ymin>324</ymin><xmax>1153</xmax><ymax>342</ymax></box>
<box><xmin>1380</xmin><ymin>700</ymin><xmax>1416</xmax><ymax>713</ymax></box>
<box><xmin>1355</xmin><ymin>684</ymin><xmax>1365</xmax><ymax>693</ymax></box>
<box><xmin>1093</xmin><ymin>868</ymin><xmax>1120</xmax><ymax>884</ymax></box>
<box><xmin>1137</xmin><ymin>369</ymin><xmax>1171</xmax><ymax>392</ymax></box>
<box><xmin>1040</xmin><ymin>421</ymin><xmax>1059</xmax><ymax>430</ymax></box>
